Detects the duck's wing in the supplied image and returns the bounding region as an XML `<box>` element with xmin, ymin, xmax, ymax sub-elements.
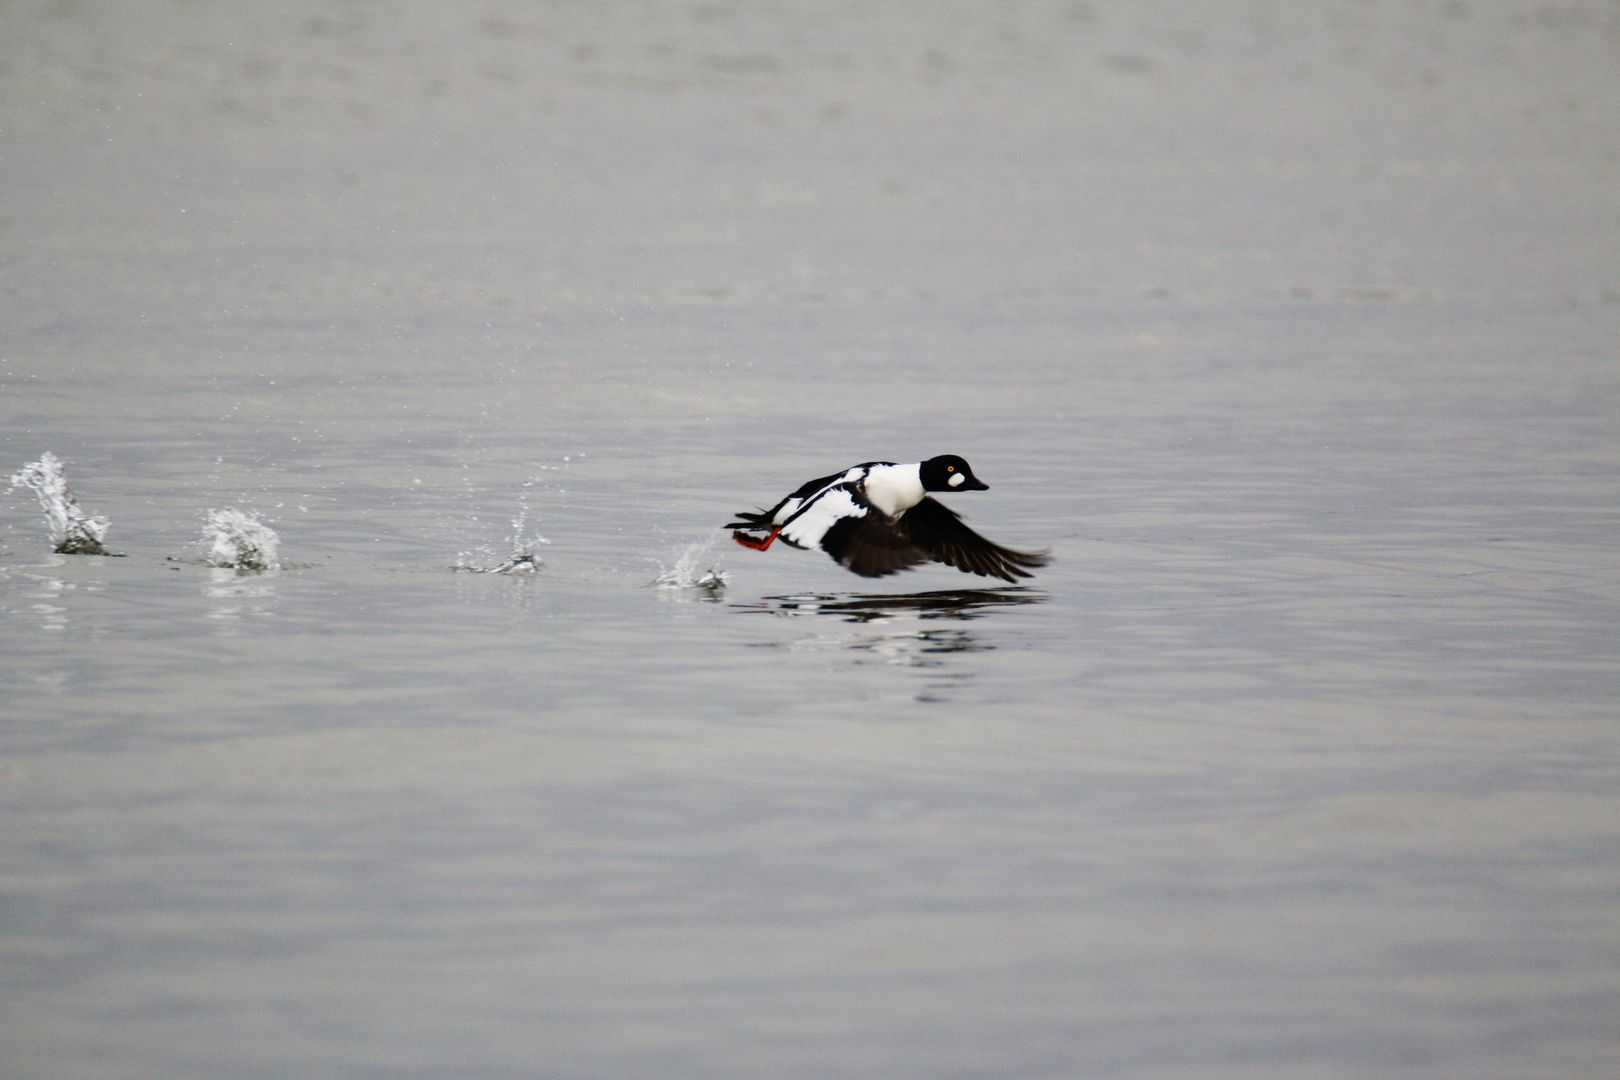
<box><xmin>818</xmin><ymin>512</ymin><xmax>932</xmax><ymax>578</ymax></box>
<box><xmin>896</xmin><ymin>497</ymin><xmax>1050</xmax><ymax>582</ymax></box>
<box><xmin>786</xmin><ymin>470</ymin><xmax>855</xmax><ymax>503</ymax></box>
<box><xmin>726</xmin><ymin>469</ymin><xmax>853</xmax><ymax>531</ymax></box>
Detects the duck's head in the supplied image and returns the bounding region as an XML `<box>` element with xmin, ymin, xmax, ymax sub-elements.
<box><xmin>920</xmin><ymin>455</ymin><xmax>989</xmax><ymax>492</ymax></box>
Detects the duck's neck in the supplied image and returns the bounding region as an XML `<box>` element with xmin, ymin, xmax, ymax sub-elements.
<box><xmin>863</xmin><ymin>462</ymin><xmax>925</xmax><ymax>518</ymax></box>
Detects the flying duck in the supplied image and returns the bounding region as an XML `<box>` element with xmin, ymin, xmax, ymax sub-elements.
<box><xmin>726</xmin><ymin>455</ymin><xmax>1049</xmax><ymax>582</ymax></box>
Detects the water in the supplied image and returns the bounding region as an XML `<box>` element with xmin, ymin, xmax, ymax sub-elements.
<box><xmin>8</xmin><ymin>453</ymin><xmax>116</xmax><ymax>556</ymax></box>
<box><xmin>654</xmin><ymin>530</ymin><xmax>732</xmax><ymax>590</ymax></box>
<box><xmin>203</xmin><ymin>508</ymin><xmax>282</xmax><ymax>572</ymax></box>
<box><xmin>2</xmin><ymin>4</ymin><xmax>1618</xmax><ymax>1079</ymax></box>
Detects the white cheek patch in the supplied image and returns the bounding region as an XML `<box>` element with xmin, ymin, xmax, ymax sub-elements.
<box><xmin>948</xmin><ymin>472</ymin><xmax>965</xmax><ymax>487</ymax></box>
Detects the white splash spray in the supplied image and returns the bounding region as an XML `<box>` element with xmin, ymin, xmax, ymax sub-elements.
<box><xmin>456</xmin><ymin>510</ymin><xmax>548</xmax><ymax>573</ymax></box>
<box><xmin>654</xmin><ymin>529</ymin><xmax>731</xmax><ymax>590</ymax></box>
<box><xmin>204</xmin><ymin>508</ymin><xmax>281</xmax><ymax>571</ymax></box>
<box><xmin>8</xmin><ymin>452</ymin><xmax>115</xmax><ymax>555</ymax></box>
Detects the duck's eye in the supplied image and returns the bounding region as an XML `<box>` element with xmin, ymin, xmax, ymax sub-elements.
<box><xmin>947</xmin><ymin>466</ymin><xmax>955</xmax><ymax>472</ymax></box>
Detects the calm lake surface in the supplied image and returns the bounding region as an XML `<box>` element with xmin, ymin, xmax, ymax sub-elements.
<box><xmin>2</xmin><ymin>4</ymin><xmax>1617</xmax><ymax>1078</ymax></box>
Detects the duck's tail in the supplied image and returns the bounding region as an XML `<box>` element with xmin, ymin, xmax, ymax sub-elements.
<box><xmin>723</xmin><ymin>510</ymin><xmax>773</xmax><ymax>530</ymax></box>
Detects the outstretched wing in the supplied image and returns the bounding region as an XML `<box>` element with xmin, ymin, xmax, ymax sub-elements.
<box><xmin>896</xmin><ymin>497</ymin><xmax>1050</xmax><ymax>582</ymax></box>
<box><xmin>818</xmin><ymin>514</ymin><xmax>932</xmax><ymax>578</ymax></box>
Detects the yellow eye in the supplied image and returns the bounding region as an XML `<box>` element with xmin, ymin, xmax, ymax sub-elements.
<box><xmin>947</xmin><ymin>466</ymin><xmax>955</xmax><ymax>472</ymax></box>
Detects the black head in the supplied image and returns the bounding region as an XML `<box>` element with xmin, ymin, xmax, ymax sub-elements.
<box><xmin>920</xmin><ymin>455</ymin><xmax>989</xmax><ymax>493</ymax></box>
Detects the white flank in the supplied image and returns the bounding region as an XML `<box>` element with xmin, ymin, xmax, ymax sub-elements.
<box><xmin>782</xmin><ymin>486</ymin><xmax>865</xmax><ymax>547</ymax></box>
<box><xmin>863</xmin><ymin>462</ymin><xmax>925</xmax><ymax>518</ymax></box>
<box><xmin>776</xmin><ymin>466</ymin><xmax>865</xmax><ymax>524</ymax></box>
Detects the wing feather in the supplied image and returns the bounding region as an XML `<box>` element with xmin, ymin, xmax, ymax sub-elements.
<box><xmin>819</xmin><ymin>515</ymin><xmax>931</xmax><ymax>578</ymax></box>
<box><xmin>726</xmin><ymin>469</ymin><xmax>854</xmax><ymax>532</ymax></box>
<box><xmin>896</xmin><ymin>498</ymin><xmax>1050</xmax><ymax>583</ymax></box>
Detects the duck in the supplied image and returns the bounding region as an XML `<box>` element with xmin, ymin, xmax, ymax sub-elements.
<box><xmin>726</xmin><ymin>455</ymin><xmax>1050</xmax><ymax>582</ymax></box>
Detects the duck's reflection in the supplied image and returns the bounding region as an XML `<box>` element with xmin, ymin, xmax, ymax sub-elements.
<box><xmin>736</xmin><ymin>587</ymin><xmax>1044</xmax><ymax>623</ymax></box>
<box><xmin>845</xmin><ymin>627</ymin><xmax>989</xmax><ymax>666</ymax></box>
<box><xmin>735</xmin><ymin>588</ymin><xmax>1044</xmax><ymax>700</ymax></box>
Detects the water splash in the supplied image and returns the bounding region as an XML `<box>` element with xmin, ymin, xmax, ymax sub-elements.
<box><xmin>455</xmin><ymin>510</ymin><xmax>548</xmax><ymax>573</ymax></box>
<box><xmin>8</xmin><ymin>452</ymin><xmax>117</xmax><ymax>555</ymax></box>
<box><xmin>204</xmin><ymin>508</ymin><xmax>280</xmax><ymax>571</ymax></box>
<box><xmin>475</xmin><ymin>552</ymin><xmax>541</xmax><ymax>575</ymax></box>
<box><xmin>654</xmin><ymin>530</ymin><xmax>731</xmax><ymax>590</ymax></box>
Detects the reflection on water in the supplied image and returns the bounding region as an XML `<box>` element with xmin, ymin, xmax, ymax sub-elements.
<box><xmin>449</xmin><ymin>562</ymin><xmax>545</xmax><ymax>612</ymax></box>
<box><xmin>738</xmin><ymin>589</ymin><xmax>1044</xmax><ymax>701</ymax></box>
<box><xmin>3</xmin><ymin>559</ymin><xmax>105</xmax><ymax>635</ymax></box>
<box><xmin>738</xmin><ymin>587</ymin><xmax>1045</xmax><ymax>623</ymax></box>
<box><xmin>204</xmin><ymin>566</ymin><xmax>278</xmax><ymax>629</ymax></box>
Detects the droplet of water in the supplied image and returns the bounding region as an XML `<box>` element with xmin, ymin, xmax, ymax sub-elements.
<box><xmin>204</xmin><ymin>508</ymin><xmax>280</xmax><ymax>572</ymax></box>
<box><xmin>454</xmin><ymin>510</ymin><xmax>548</xmax><ymax>573</ymax></box>
<box><xmin>654</xmin><ymin>530</ymin><xmax>731</xmax><ymax>590</ymax></box>
<box><xmin>8</xmin><ymin>452</ymin><xmax>116</xmax><ymax>555</ymax></box>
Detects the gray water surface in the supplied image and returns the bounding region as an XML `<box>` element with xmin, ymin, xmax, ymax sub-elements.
<box><xmin>3</xmin><ymin>4</ymin><xmax>1618</xmax><ymax>1079</ymax></box>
